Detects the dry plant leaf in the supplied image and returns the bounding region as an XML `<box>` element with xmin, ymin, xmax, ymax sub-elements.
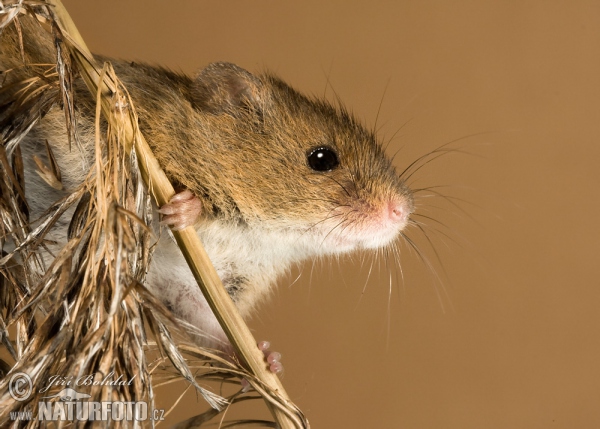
<box><xmin>0</xmin><ymin>3</ymin><xmax>307</xmax><ymax>428</ymax></box>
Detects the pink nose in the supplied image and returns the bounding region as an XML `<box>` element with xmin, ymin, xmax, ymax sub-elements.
<box><xmin>388</xmin><ymin>201</ymin><xmax>410</xmax><ymax>223</ymax></box>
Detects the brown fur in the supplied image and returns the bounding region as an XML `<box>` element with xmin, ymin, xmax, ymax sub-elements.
<box><xmin>0</xmin><ymin>13</ymin><xmax>413</xmax><ymax>347</ymax></box>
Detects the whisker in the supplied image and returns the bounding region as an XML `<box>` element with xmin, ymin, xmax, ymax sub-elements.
<box><xmin>386</xmin><ymin>252</ymin><xmax>393</xmax><ymax>351</ymax></box>
<box><xmin>400</xmin><ymin>232</ymin><xmax>452</xmax><ymax>313</ymax></box>
<box><xmin>414</xmin><ymin>200</ymin><xmax>481</xmax><ymax>227</ymax></box>
<box><xmin>304</xmin><ymin>208</ymin><xmax>348</xmax><ymax>230</ymax></box>
<box><xmin>318</xmin><ymin>212</ymin><xmax>351</xmax><ymax>250</ymax></box>
<box><xmin>389</xmin><ymin>242</ymin><xmax>402</xmax><ymax>282</ymax></box>
<box><xmin>321</xmin><ymin>60</ymin><xmax>335</xmax><ymax>99</ymax></box>
<box><xmin>385</xmin><ymin>118</ymin><xmax>414</xmax><ymax>156</ymax></box>
<box><xmin>411</xmin><ymin>212</ymin><xmax>451</xmax><ymax>229</ymax></box>
<box><xmin>308</xmin><ymin>258</ymin><xmax>317</xmax><ymax>305</ymax></box>
<box><xmin>320</xmin><ymin>174</ymin><xmax>353</xmax><ymax>198</ymax></box>
<box><xmin>412</xmin><ymin>223</ymin><xmax>450</xmax><ymax>281</ymax></box>
<box><xmin>334</xmin><ymin>213</ymin><xmax>358</xmax><ymax>240</ymax></box>
<box><xmin>392</xmin><ymin>242</ymin><xmax>406</xmax><ymax>296</ymax></box>
<box><xmin>398</xmin><ymin>131</ymin><xmax>493</xmax><ymax>181</ymax></box>
<box><xmin>356</xmin><ymin>252</ymin><xmax>375</xmax><ymax>308</ymax></box>
<box><xmin>374</xmin><ymin>77</ymin><xmax>391</xmax><ymax>133</ymax></box>
<box><xmin>413</xmin><ymin>184</ymin><xmax>483</xmax><ymax>211</ymax></box>
<box><xmin>287</xmin><ymin>266</ymin><xmax>304</xmax><ymax>288</ymax></box>
<box><xmin>402</xmin><ymin>148</ymin><xmax>470</xmax><ymax>182</ymax></box>
<box><xmin>409</xmin><ymin>218</ymin><xmax>462</xmax><ymax>250</ymax></box>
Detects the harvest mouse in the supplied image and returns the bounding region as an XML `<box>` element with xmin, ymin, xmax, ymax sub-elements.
<box><xmin>0</xmin><ymin>15</ymin><xmax>414</xmax><ymax>372</ymax></box>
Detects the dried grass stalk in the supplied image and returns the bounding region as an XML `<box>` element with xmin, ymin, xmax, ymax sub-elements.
<box><xmin>0</xmin><ymin>1</ymin><xmax>307</xmax><ymax>427</ymax></box>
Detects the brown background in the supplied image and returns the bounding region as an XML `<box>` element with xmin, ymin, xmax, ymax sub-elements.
<box><xmin>61</xmin><ymin>1</ymin><xmax>600</xmax><ymax>428</ymax></box>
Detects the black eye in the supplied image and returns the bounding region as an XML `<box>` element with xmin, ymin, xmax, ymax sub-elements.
<box><xmin>307</xmin><ymin>147</ymin><xmax>339</xmax><ymax>172</ymax></box>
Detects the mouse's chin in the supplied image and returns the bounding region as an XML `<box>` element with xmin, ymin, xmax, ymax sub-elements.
<box><xmin>316</xmin><ymin>226</ymin><xmax>403</xmax><ymax>254</ymax></box>
<box><xmin>357</xmin><ymin>232</ymin><xmax>401</xmax><ymax>250</ymax></box>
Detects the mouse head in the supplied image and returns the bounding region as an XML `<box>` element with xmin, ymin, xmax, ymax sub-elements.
<box><xmin>189</xmin><ymin>62</ymin><xmax>414</xmax><ymax>254</ymax></box>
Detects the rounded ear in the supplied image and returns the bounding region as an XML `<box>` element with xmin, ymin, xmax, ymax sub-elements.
<box><xmin>191</xmin><ymin>62</ymin><xmax>264</xmax><ymax>116</ymax></box>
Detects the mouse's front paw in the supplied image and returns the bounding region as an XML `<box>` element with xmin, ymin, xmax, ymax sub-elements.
<box><xmin>158</xmin><ymin>189</ymin><xmax>203</xmax><ymax>231</ymax></box>
<box><xmin>258</xmin><ymin>340</ymin><xmax>283</xmax><ymax>374</ymax></box>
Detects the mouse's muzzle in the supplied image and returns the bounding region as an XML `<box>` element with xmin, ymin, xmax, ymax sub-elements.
<box><xmin>313</xmin><ymin>188</ymin><xmax>414</xmax><ymax>253</ymax></box>
<box><xmin>355</xmin><ymin>192</ymin><xmax>414</xmax><ymax>249</ymax></box>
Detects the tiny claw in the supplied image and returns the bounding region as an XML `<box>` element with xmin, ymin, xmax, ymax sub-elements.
<box><xmin>157</xmin><ymin>205</ymin><xmax>176</xmax><ymax>215</ymax></box>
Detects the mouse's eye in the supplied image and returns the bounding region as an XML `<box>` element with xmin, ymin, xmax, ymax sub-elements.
<box><xmin>307</xmin><ymin>147</ymin><xmax>339</xmax><ymax>172</ymax></box>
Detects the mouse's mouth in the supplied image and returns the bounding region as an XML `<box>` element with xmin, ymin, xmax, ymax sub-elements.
<box><xmin>312</xmin><ymin>196</ymin><xmax>413</xmax><ymax>253</ymax></box>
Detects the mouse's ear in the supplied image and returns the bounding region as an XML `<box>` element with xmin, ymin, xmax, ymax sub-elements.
<box><xmin>191</xmin><ymin>62</ymin><xmax>264</xmax><ymax>115</ymax></box>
